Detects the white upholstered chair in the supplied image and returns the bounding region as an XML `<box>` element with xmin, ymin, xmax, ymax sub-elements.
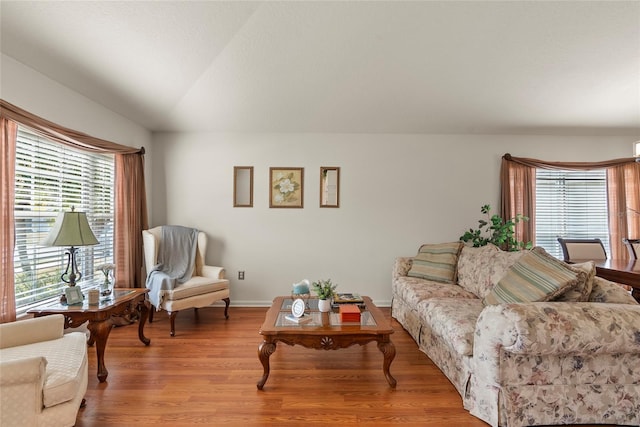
<box><xmin>557</xmin><ymin>237</ymin><xmax>607</xmax><ymax>262</ymax></box>
<box><xmin>142</xmin><ymin>226</ymin><xmax>230</xmax><ymax>336</ymax></box>
<box><xmin>0</xmin><ymin>314</ymin><xmax>88</xmax><ymax>427</ymax></box>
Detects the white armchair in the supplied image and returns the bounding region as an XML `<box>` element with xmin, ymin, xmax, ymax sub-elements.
<box><xmin>0</xmin><ymin>314</ymin><xmax>88</xmax><ymax>427</ymax></box>
<box><xmin>143</xmin><ymin>226</ymin><xmax>230</xmax><ymax>336</ymax></box>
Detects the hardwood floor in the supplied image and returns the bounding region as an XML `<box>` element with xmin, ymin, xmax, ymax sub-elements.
<box><xmin>74</xmin><ymin>306</ymin><xmax>612</xmax><ymax>426</ymax></box>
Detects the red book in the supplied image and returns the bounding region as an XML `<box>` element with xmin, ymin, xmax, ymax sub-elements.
<box><xmin>339</xmin><ymin>304</ymin><xmax>361</xmax><ymax>322</ymax></box>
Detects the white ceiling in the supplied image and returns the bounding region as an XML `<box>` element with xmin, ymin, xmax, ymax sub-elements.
<box><xmin>1</xmin><ymin>1</ymin><xmax>639</xmax><ymax>135</ymax></box>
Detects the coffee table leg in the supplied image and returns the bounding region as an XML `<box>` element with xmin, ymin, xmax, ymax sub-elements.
<box><xmin>257</xmin><ymin>340</ymin><xmax>276</xmax><ymax>390</ymax></box>
<box><xmin>87</xmin><ymin>319</ymin><xmax>114</xmax><ymax>383</ymax></box>
<box><xmin>378</xmin><ymin>340</ymin><xmax>397</xmax><ymax>388</ymax></box>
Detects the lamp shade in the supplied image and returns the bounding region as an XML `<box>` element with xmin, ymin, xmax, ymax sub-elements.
<box><xmin>41</xmin><ymin>210</ymin><xmax>99</xmax><ymax>247</ymax></box>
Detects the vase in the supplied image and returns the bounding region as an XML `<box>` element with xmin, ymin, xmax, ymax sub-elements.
<box><xmin>317</xmin><ymin>298</ymin><xmax>331</xmax><ymax>313</ymax></box>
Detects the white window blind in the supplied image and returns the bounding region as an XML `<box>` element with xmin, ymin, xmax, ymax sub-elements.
<box><xmin>535</xmin><ymin>169</ymin><xmax>609</xmax><ymax>259</ymax></box>
<box><xmin>14</xmin><ymin>127</ymin><xmax>115</xmax><ymax>315</ymax></box>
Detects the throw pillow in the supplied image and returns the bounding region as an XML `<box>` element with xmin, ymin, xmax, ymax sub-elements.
<box><xmin>553</xmin><ymin>261</ymin><xmax>595</xmax><ymax>302</ymax></box>
<box><xmin>407</xmin><ymin>242</ymin><xmax>463</xmax><ymax>284</ymax></box>
<box><xmin>483</xmin><ymin>246</ymin><xmax>585</xmax><ymax>305</ymax></box>
<box><xmin>457</xmin><ymin>244</ymin><xmax>500</xmax><ymax>295</ymax></box>
<box><xmin>457</xmin><ymin>244</ymin><xmax>526</xmax><ymax>298</ymax></box>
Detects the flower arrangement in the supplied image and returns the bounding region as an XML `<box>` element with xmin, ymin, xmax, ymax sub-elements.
<box><xmin>311</xmin><ymin>279</ymin><xmax>337</xmax><ymax>300</ymax></box>
<box><xmin>96</xmin><ymin>263</ymin><xmax>114</xmax><ymax>287</ymax></box>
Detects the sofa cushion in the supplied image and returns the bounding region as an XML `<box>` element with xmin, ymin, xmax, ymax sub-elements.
<box><xmin>417</xmin><ymin>298</ymin><xmax>485</xmax><ymax>357</ymax></box>
<box><xmin>407</xmin><ymin>242</ymin><xmax>463</xmax><ymax>284</ymax></box>
<box><xmin>553</xmin><ymin>261</ymin><xmax>595</xmax><ymax>302</ymax></box>
<box><xmin>483</xmin><ymin>247</ymin><xmax>585</xmax><ymax>305</ymax></box>
<box><xmin>589</xmin><ymin>276</ymin><xmax>639</xmax><ymax>304</ymax></box>
<box><xmin>457</xmin><ymin>244</ymin><xmax>527</xmax><ymax>298</ymax></box>
<box><xmin>0</xmin><ymin>332</ymin><xmax>87</xmax><ymax>408</ymax></box>
<box><xmin>394</xmin><ymin>276</ymin><xmax>478</xmax><ymax>306</ymax></box>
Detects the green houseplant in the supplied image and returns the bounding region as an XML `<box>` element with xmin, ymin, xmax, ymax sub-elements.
<box><xmin>460</xmin><ymin>204</ymin><xmax>532</xmax><ymax>252</ymax></box>
<box><xmin>312</xmin><ymin>279</ymin><xmax>337</xmax><ymax>313</ymax></box>
<box><xmin>311</xmin><ymin>279</ymin><xmax>337</xmax><ymax>300</ymax></box>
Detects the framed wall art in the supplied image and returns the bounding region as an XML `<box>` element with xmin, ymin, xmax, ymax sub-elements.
<box><xmin>270</xmin><ymin>167</ymin><xmax>304</xmax><ymax>208</ymax></box>
<box><xmin>233</xmin><ymin>166</ymin><xmax>254</xmax><ymax>207</ymax></box>
<box><xmin>320</xmin><ymin>166</ymin><xmax>340</xmax><ymax>208</ymax></box>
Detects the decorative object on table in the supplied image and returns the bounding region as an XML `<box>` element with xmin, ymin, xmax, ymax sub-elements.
<box><xmin>88</xmin><ymin>289</ymin><xmax>100</xmax><ymax>305</ymax></box>
<box><xmin>312</xmin><ymin>279</ymin><xmax>337</xmax><ymax>312</ymax></box>
<box><xmin>96</xmin><ymin>263</ymin><xmax>115</xmax><ymax>297</ymax></box>
<box><xmin>339</xmin><ymin>304</ymin><xmax>361</xmax><ymax>322</ymax></box>
<box><xmin>41</xmin><ymin>206</ymin><xmax>99</xmax><ymax>287</ymax></box>
<box><xmin>284</xmin><ymin>298</ymin><xmax>313</xmax><ymax>323</ymax></box>
<box><xmin>459</xmin><ymin>204</ymin><xmax>531</xmax><ymax>251</ymax></box>
<box><xmin>320</xmin><ymin>166</ymin><xmax>340</xmax><ymax>208</ymax></box>
<box><xmin>269</xmin><ymin>167</ymin><xmax>304</xmax><ymax>208</ymax></box>
<box><xmin>291</xmin><ymin>279</ymin><xmax>311</xmax><ymax>309</ymax></box>
<box><xmin>64</xmin><ymin>286</ymin><xmax>84</xmax><ymax>305</ymax></box>
<box><xmin>333</xmin><ymin>293</ymin><xmax>363</xmax><ymax>304</ymax></box>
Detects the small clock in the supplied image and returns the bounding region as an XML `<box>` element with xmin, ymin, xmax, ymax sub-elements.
<box><xmin>291</xmin><ymin>298</ymin><xmax>306</xmax><ymax>318</ymax></box>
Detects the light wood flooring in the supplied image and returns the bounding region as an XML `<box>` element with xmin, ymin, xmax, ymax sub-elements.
<box><xmin>74</xmin><ymin>306</ymin><xmax>613</xmax><ymax>426</ymax></box>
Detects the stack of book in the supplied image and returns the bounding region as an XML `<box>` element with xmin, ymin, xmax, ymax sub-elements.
<box><xmin>339</xmin><ymin>304</ymin><xmax>361</xmax><ymax>322</ymax></box>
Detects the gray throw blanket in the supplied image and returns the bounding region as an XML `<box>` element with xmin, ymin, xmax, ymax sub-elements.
<box><xmin>146</xmin><ymin>225</ymin><xmax>199</xmax><ymax>309</ymax></box>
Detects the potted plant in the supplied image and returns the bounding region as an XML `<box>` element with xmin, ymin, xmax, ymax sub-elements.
<box><xmin>460</xmin><ymin>204</ymin><xmax>532</xmax><ymax>252</ymax></box>
<box><xmin>311</xmin><ymin>279</ymin><xmax>337</xmax><ymax>312</ymax></box>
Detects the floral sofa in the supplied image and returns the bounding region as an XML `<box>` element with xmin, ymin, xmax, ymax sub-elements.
<box><xmin>391</xmin><ymin>242</ymin><xmax>640</xmax><ymax>427</ymax></box>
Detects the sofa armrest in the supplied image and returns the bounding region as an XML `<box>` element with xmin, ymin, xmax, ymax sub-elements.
<box><xmin>393</xmin><ymin>257</ymin><xmax>413</xmax><ymax>279</ymax></box>
<box><xmin>201</xmin><ymin>265</ymin><xmax>225</xmax><ymax>280</ymax></box>
<box><xmin>0</xmin><ymin>314</ymin><xmax>64</xmax><ymax>349</ymax></box>
<box><xmin>0</xmin><ymin>356</ymin><xmax>47</xmax><ymax>387</ymax></box>
<box><xmin>474</xmin><ymin>302</ymin><xmax>640</xmax><ymax>382</ymax></box>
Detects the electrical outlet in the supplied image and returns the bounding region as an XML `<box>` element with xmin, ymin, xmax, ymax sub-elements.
<box><xmin>238</xmin><ymin>271</ymin><xmax>245</xmax><ymax>280</ymax></box>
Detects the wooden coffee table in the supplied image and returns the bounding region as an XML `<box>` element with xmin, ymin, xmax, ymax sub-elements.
<box><xmin>28</xmin><ymin>288</ymin><xmax>150</xmax><ymax>382</ymax></box>
<box><xmin>257</xmin><ymin>296</ymin><xmax>396</xmax><ymax>390</ymax></box>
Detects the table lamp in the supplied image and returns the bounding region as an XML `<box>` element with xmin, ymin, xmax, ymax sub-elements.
<box><xmin>42</xmin><ymin>206</ymin><xmax>99</xmax><ymax>287</ymax></box>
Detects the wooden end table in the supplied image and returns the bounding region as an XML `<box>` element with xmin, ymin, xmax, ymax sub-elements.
<box><xmin>29</xmin><ymin>288</ymin><xmax>150</xmax><ymax>382</ymax></box>
<box><xmin>257</xmin><ymin>296</ymin><xmax>396</xmax><ymax>390</ymax></box>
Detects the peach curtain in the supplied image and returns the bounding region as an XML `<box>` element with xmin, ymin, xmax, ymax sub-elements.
<box><xmin>1</xmin><ymin>118</ymin><xmax>17</xmax><ymax>323</ymax></box>
<box><xmin>501</xmin><ymin>153</ymin><xmax>640</xmax><ymax>259</ymax></box>
<box><xmin>115</xmin><ymin>153</ymin><xmax>149</xmax><ymax>288</ymax></box>
<box><xmin>607</xmin><ymin>163</ymin><xmax>640</xmax><ymax>259</ymax></box>
<box><xmin>500</xmin><ymin>157</ymin><xmax>536</xmax><ymax>246</ymax></box>
<box><xmin>1</xmin><ymin>100</ymin><xmax>148</xmax><ymax>319</ymax></box>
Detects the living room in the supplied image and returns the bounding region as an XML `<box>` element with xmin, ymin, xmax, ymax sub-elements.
<box><xmin>1</xmin><ymin>1</ymin><xmax>639</xmax><ymax>426</ymax></box>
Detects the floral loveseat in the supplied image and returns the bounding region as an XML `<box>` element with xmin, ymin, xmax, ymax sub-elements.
<box><xmin>391</xmin><ymin>242</ymin><xmax>640</xmax><ymax>427</ymax></box>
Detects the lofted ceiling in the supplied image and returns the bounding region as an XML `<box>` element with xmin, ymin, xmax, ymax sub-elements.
<box><xmin>1</xmin><ymin>1</ymin><xmax>639</xmax><ymax>135</ymax></box>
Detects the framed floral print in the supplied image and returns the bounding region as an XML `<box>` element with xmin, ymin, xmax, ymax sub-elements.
<box><xmin>270</xmin><ymin>167</ymin><xmax>304</xmax><ymax>208</ymax></box>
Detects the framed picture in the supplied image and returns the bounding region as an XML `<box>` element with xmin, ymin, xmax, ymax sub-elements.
<box><xmin>270</xmin><ymin>167</ymin><xmax>304</xmax><ymax>208</ymax></box>
<box><xmin>233</xmin><ymin>166</ymin><xmax>254</xmax><ymax>207</ymax></box>
<box><xmin>65</xmin><ymin>286</ymin><xmax>84</xmax><ymax>305</ymax></box>
<box><xmin>320</xmin><ymin>166</ymin><xmax>340</xmax><ymax>208</ymax></box>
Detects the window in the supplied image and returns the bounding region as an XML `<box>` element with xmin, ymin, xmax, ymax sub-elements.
<box><xmin>14</xmin><ymin>127</ymin><xmax>115</xmax><ymax>315</ymax></box>
<box><xmin>535</xmin><ymin>169</ymin><xmax>609</xmax><ymax>259</ymax></box>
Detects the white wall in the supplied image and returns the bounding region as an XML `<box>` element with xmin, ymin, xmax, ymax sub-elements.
<box><xmin>151</xmin><ymin>132</ymin><xmax>633</xmax><ymax>306</ymax></box>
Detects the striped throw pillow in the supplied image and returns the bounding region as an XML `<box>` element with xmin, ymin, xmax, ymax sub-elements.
<box><xmin>407</xmin><ymin>242</ymin><xmax>463</xmax><ymax>284</ymax></box>
<box><xmin>483</xmin><ymin>247</ymin><xmax>585</xmax><ymax>305</ymax></box>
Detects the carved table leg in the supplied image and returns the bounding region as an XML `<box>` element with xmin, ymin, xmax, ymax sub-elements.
<box><xmin>87</xmin><ymin>319</ymin><xmax>114</xmax><ymax>382</ymax></box>
<box><xmin>377</xmin><ymin>339</ymin><xmax>397</xmax><ymax>388</ymax></box>
<box><xmin>137</xmin><ymin>298</ymin><xmax>151</xmax><ymax>345</ymax></box>
<box><xmin>257</xmin><ymin>340</ymin><xmax>276</xmax><ymax>390</ymax></box>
